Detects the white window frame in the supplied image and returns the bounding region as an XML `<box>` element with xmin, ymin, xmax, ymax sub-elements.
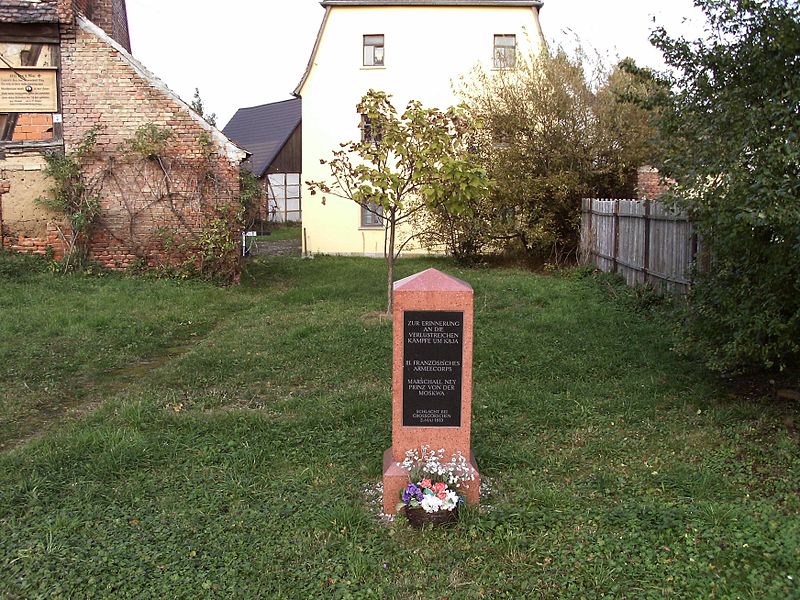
<box><xmin>493</xmin><ymin>34</ymin><xmax>517</xmax><ymax>69</ymax></box>
<box><xmin>363</xmin><ymin>34</ymin><xmax>385</xmax><ymax>66</ymax></box>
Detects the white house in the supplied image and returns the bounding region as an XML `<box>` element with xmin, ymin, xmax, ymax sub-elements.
<box><xmin>295</xmin><ymin>0</ymin><xmax>545</xmax><ymax>256</ymax></box>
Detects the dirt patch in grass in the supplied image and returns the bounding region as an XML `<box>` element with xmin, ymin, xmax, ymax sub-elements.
<box><xmin>0</xmin><ymin>342</ymin><xmax>196</xmax><ymax>452</ymax></box>
<box><xmin>724</xmin><ymin>371</ymin><xmax>800</xmax><ymax>403</ymax></box>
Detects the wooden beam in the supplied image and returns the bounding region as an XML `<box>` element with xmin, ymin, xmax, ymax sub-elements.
<box><xmin>0</xmin><ymin>24</ymin><xmax>60</xmax><ymax>44</ymax></box>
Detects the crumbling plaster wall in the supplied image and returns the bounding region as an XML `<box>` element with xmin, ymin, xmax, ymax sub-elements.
<box><xmin>1</xmin><ymin>153</ymin><xmax>51</xmax><ymax>237</ymax></box>
<box><xmin>0</xmin><ymin>1</ymin><xmax>72</xmax><ymax>256</ymax></box>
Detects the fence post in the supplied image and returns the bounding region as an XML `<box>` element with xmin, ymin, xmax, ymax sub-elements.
<box><xmin>643</xmin><ymin>199</ymin><xmax>650</xmax><ymax>286</ymax></box>
<box><xmin>613</xmin><ymin>199</ymin><xmax>620</xmax><ymax>274</ymax></box>
<box><xmin>689</xmin><ymin>227</ymin><xmax>702</xmax><ymax>289</ymax></box>
<box><xmin>585</xmin><ymin>198</ymin><xmax>593</xmax><ymax>264</ymax></box>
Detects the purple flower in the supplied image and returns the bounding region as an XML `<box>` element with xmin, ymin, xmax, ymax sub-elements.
<box><xmin>402</xmin><ymin>484</ymin><xmax>422</xmax><ymax>503</ymax></box>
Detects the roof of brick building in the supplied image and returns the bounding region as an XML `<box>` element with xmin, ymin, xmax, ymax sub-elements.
<box><xmin>222</xmin><ymin>98</ymin><xmax>302</xmax><ymax>178</ymax></box>
<box><xmin>0</xmin><ymin>0</ymin><xmax>59</xmax><ymax>23</ymax></box>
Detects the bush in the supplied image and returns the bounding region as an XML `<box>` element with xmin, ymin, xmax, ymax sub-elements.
<box><xmin>443</xmin><ymin>46</ymin><xmax>660</xmax><ymax>264</ymax></box>
<box><xmin>650</xmin><ymin>0</ymin><xmax>800</xmax><ymax>373</ymax></box>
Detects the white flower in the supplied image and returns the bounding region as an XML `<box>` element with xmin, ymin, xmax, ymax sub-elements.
<box><xmin>420</xmin><ymin>495</ymin><xmax>444</xmax><ymax>513</ymax></box>
<box><xmin>443</xmin><ymin>490</ymin><xmax>459</xmax><ymax>510</ymax></box>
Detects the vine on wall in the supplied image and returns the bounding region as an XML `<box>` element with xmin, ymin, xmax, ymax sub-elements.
<box><xmin>40</xmin><ymin>123</ymin><xmax>249</xmax><ymax>283</ymax></box>
<box><xmin>37</xmin><ymin>126</ymin><xmax>104</xmax><ymax>272</ymax></box>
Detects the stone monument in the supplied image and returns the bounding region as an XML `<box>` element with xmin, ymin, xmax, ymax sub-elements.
<box><xmin>382</xmin><ymin>268</ymin><xmax>480</xmax><ymax>514</ymax></box>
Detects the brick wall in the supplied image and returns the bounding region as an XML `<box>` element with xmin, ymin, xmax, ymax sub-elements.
<box><xmin>110</xmin><ymin>0</ymin><xmax>130</xmax><ymax>53</ymax></box>
<box><xmin>636</xmin><ymin>166</ymin><xmax>673</xmax><ymax>200</ymax></box>
<box><xmin>72</xmin><ymin>0</ymin><xmax>130</xmax><ymax>50</ymax></box>
<box><xmin>7</xmin><ymin>222</ymin><xmax>66</xmax><ymax>258</ymax></box>
<box><xmin>11</xmin><ymin>114</ymin><xmax>55</xmax><ymax>142</ymax></box>
<box><xmin>57</xmin><ymin>17</ymin><xmax>244</xmax><ymax>271</ymax></box>
<box><xmin>1</xmin><ymin>6</ymin><xmax>245</xmax><ymax>278</ymax></box>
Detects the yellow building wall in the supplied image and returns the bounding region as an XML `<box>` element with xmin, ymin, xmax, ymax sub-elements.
<box><xmin>300</xmin><ymin>5</ymin><xmax>544</xmax><ymax>256</ymax></box>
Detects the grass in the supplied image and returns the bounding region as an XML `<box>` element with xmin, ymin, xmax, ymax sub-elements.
<box><xmin>0</xmin><ymin>251</ymin><xmax>798</xmax><ymax>598</ymax></box>
<box><xmin>254</xmin><ymin>222</ymin><xmax>302</xmax><ymax>243</ymax></box>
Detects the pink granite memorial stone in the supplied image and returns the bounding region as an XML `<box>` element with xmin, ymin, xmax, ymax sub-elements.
<box><xmin>382</xmin><ymin>268</ymin><xmax>480</xmax><ymax>514</ymax></box>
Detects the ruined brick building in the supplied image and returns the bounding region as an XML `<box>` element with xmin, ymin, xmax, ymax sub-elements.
<box><xmin>0</xmin><ymin>0</ymin><xmax>247</xmax><ymax>273</ymax></box>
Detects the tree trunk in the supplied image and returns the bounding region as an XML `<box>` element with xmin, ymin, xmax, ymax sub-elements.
<box><xmin>386</xmin><ymin>208</ymin><xmax>397</xmax><ymax>315</ymax></box>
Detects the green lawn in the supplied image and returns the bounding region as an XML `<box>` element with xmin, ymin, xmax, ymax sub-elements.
<box><xmin>0</xmin><ymin>252</ymin><xmax>797</xmax><ymax>598</ymax></box>
<box><xmin>254</xmin><ymin>222</ymin><xmax>302</xmax><ymax>242</ymax></box>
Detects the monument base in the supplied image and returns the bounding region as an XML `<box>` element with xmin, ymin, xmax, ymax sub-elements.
<box><xmin>382</xmin><ymin>448</ymin><xmax>480</xmax><ymax>515</ymax></box>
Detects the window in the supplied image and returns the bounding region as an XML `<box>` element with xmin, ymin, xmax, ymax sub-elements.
<box><xmin>266</xmin><ymin>173</ymin><xmax>302</xmax><ymax>222</ymax></box>
<box><xmin>361</xmin><ymin>203</ymin><xmax>384</xmax><ymax>228</ymax></box>
<box><xmin>493</xmin><ymin>34</ymin><xmax>516</xmax><ymax>69</ymax></box>
<box><xmin>363</xmin><ymin>34</ymin><xmax>384</xmax><ymax>66</ymax></box>
<box><xmin>359</xmin><ymin>114</ymin><xmax>382</xmax><ymax>144</ymax></box>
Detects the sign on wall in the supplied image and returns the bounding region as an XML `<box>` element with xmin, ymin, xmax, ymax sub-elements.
<box><xmin>0</xmin><ymin>68</ymin><xmax>58</xmax><ymax>113</ymax></box>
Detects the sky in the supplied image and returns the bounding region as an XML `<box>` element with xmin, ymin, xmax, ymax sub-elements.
<box><xmin>125</xmin><ymin>0</ymin><xmax>706</xmax><ymax>128</ymax></box>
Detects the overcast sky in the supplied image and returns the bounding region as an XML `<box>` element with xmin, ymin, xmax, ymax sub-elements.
<box><xmin>125</xmin><ymin>0</ymin><xmax>706</xmax><ymax>127</ymax></box>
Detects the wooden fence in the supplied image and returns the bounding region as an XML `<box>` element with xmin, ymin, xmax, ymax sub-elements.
<box><xmin>580</xmin><ymin>198</ymin><xmax>699</xmax><ymax>294</ymax></box>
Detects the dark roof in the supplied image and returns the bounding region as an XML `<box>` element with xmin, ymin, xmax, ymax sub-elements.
<box><xmin>321</xmin><ymin>1</ymin><xmax>542</xmax><ymax>5</ymax></box>
<box><xmin>222</xmin><ymin>98</ymin><xmax>301</xmax><ymax>178</ymax></box>
<box><xmin>0</xmin><ymin>0</ymin><xmax>59</xmax><ymax>23</ymax></box>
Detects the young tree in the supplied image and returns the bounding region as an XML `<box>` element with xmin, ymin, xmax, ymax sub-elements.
<box><xmin>650</xmin><ymin>0</ymin><xmax>800</xmax><ymax>373</ymax></box>
<box><xmin>307</xmin><ymin>90</ymin><xmax>491</xmax><ymax>313</ymax></box>
<box><xmin>450</xmin><ymin>47</ymin><xmax>660</xmax><ymax>264</ymax></box>
<box><xmin>191</xmin><ymin>88</ymin><xmax>217</xmax><ymax>127</ymax></box>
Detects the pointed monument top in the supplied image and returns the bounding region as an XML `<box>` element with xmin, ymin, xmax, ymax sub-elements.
<box><xmin>393</xmin><ymin>268</ymin><xmax>473</xmax><ymax>293</ymax></box>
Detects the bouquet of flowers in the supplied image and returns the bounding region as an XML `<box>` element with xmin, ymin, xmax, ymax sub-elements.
<box><xmin>395</xmin><ymin>446</ymin><xmax>476</xmax><ymax>517</ymax></box>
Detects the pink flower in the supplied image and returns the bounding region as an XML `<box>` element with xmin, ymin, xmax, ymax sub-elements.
<box><xmin>433</xmin><ymin>482</ymin><xmax>447</xmax><ymax>493</ymax></box>
<box><xmin>437</xmin><ymin>491</ymin><xmax>447</xmax><ymax>500</ymax></box>
<box><xmin>420</xmin><ymin>479</ymin><xmax>432</xmax><ymax>489</ymax></box>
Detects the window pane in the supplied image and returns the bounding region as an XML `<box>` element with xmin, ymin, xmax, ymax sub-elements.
<box><xmin>493</xmin><ymin>35</ymin><xmax>516</xmax><ymax>68</ymax></box>
<box><xmin>361</xmin><ymin>203</ymin><xmax>383</xmax><ymax>227</ymax></box>
<box><xmin>496</xmin><ymin>35</ymin><xmax>515</xmax><ymax>47</ymax></box>
<box><xmin>363</xmin><ymin>35</ymin><xmax>384</xmax><ymax>66</ymax></box>
<box><xmin>286</xmin><ymin>173</ymin><xmax>300</xmax><ymax>185</ymax></box>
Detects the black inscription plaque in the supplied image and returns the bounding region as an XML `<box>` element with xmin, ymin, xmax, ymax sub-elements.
<box><xmin>403</xmin><ymin>310</ymin><xmax>463</xmax><ymax>427</ymax></box>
